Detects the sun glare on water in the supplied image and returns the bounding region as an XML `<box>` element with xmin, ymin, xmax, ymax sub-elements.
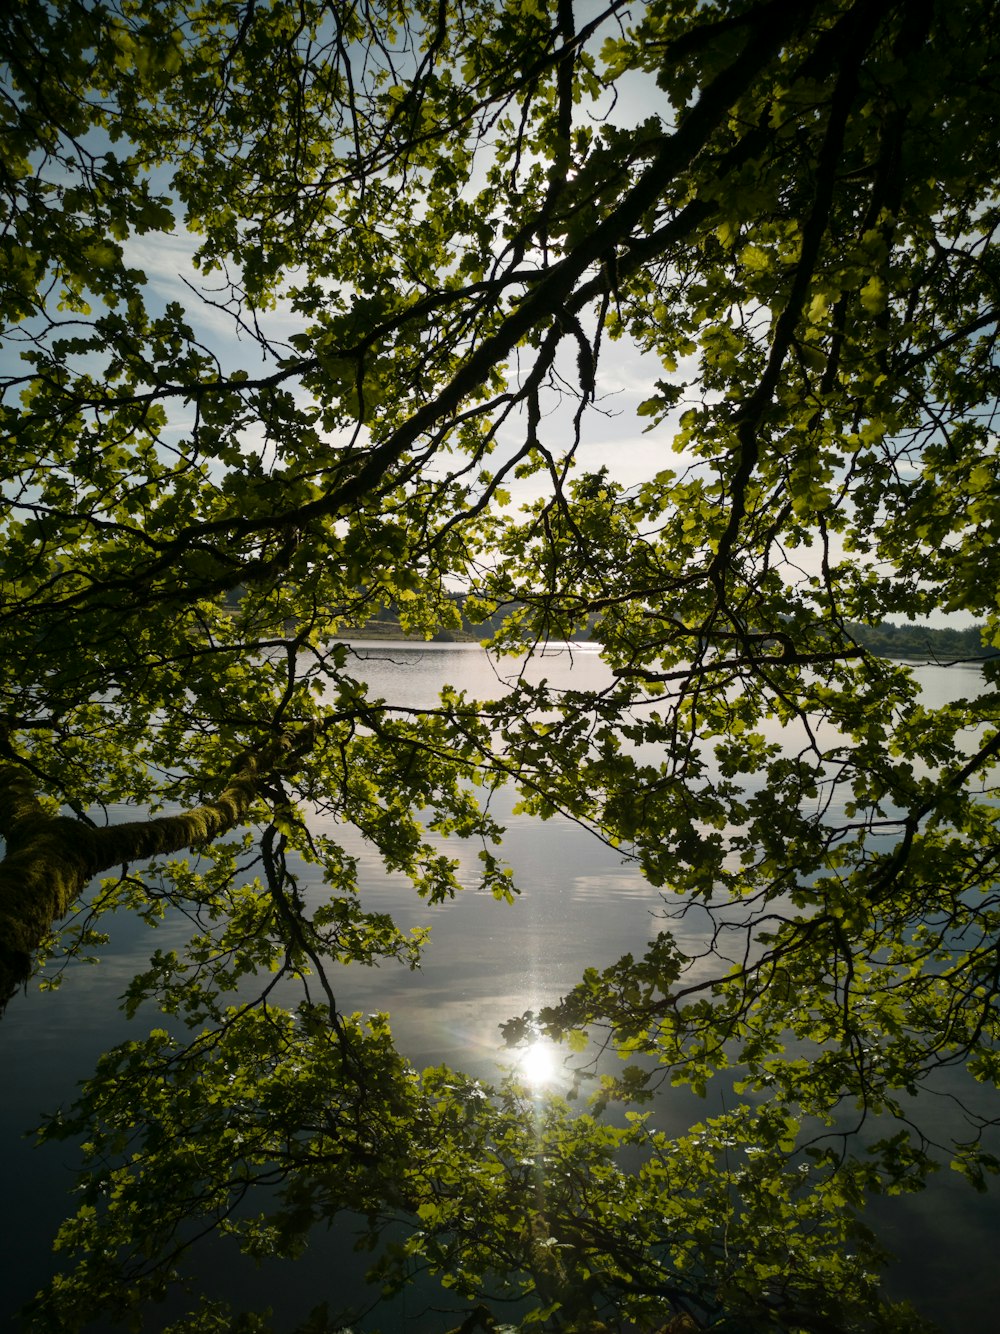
<box><xmin>514</xmin><ymin>1038</ymin><xmax>560</xmax><ymax>1089</ymax></box>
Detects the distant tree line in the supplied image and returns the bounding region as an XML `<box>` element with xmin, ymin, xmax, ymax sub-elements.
<box><xmin>326</xmin><ymin>592</ymin><xmax>996</xmax><ymax>661</ymax></box>
<box><xmin>847</xmin><ymin>620</ymin><xmax>996</xmax><ymax>660</ymax></box>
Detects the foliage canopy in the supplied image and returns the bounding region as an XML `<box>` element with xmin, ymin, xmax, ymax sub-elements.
<box><xmin>2</xmin><ymin>0</ymin><xmax>1000</xmax><ymax>1329</ymax></box>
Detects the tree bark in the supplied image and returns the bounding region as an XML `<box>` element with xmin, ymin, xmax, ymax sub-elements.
<box><xmin>0</xmin><ymin>755</ymin><xmax>265</xmax><ymax>1013</ymax></box>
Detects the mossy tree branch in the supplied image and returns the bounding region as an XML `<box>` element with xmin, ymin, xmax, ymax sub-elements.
<box><xmin>0</xmin><ymin>743</ymin><xmax>291</xmax><ymax>1011</ymax></box>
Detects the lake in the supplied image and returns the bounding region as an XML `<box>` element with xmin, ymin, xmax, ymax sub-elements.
<box><xmin>1</xmin><ymin>642</ymin><xmax>997</xmax><ymax>1330</ymax></box>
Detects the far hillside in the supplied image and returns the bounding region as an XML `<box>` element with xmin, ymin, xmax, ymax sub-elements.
<box><xmin>226</xmin><ymin>586</ymin><xmax>996</xmax><ymax>660</ymax></box>
<box><xmin>848</xmin><ymin>620</ymin><xmax>996</xmax><ymax>661</ymax></box>
<box><xmin>346</xmin><ymin>599</ymin><xmax>999</xmax><ymax>662</ymax></box>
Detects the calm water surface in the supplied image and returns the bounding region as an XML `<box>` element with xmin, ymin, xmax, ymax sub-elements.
<box><xmin>1</xmin><ymin>644</ymin><xmax>997</xmax><ymax>1330</ymax></box>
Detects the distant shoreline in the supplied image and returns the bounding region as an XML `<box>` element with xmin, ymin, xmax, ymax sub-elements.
<box><xmin>344</xmin><ymin>614</ymin><xmax>996</xmax><ymax>657</ymax></box>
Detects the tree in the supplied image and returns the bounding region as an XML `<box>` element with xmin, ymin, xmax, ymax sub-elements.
<box><xmin>2</xmin><ymin>0</ymin><xmax>999</xmax><ymax>1328</ymax></box>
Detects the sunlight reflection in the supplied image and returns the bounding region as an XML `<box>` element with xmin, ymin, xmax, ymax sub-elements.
<box><xmin>513</xmin><ymin>1037</ymin><xmax>560</xmax><ymax>1089</ymax></box>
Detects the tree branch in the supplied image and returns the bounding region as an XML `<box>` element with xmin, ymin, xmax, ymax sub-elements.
<box><xmin>0</xmin><ymin>734</ymin><xmax>308</xmax><ymax>1012</ymax></box>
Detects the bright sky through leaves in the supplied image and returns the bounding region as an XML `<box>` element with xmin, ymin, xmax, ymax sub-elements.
<box><xmin>2</xmin><ymin>0</ymin><xmax>1000</xmax><ymax>1329</ymax></box>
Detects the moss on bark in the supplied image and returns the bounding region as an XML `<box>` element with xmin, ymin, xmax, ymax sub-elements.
<box><xmin>0</xmin><ymin>758</ymin><xmax>263</xmax><ymax>1012</ymax></box>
